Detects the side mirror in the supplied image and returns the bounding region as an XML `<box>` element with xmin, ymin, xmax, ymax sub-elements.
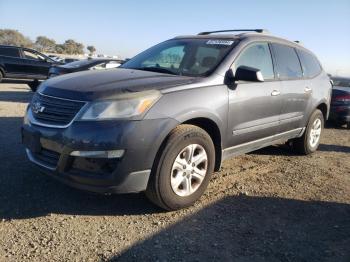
<box><xmin>234</xmin><ymin>66</ymin><xmax>264</xmax><ymax>82</ymax></box>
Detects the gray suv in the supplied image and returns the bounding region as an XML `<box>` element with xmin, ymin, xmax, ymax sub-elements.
<box><xmin>22</xmin><ymin>29</ymin><xmax>332</xmax><ymax>210</ymax></box>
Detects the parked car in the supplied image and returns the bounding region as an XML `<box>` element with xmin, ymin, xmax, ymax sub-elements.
<box><xmin>329</xmin><ymin>77</ymin><xmax>350</xmax><ymax>128</ymax></box>
<box><xmin>48</xmin><ymin>58</ymin><xmax>123</xmax><ymax>78</ymax></box>
<box><xmin>47</xmin><ymin>55</ymin><xmax>65</xmax><ymax>63</ymax></box>
<box><xmin>22</xmin><ymin>29</ymin><xmax>332</xmax><ymax>210</ymax></box>
<box><xmin>0</xmin><ymin>45</ymin><xmax>60</xmax><ymax>91</ymax></box>
<box><xmin>63</xmin><ymin>58</ymin><xmax>80</xmax><ymax>64</ymax></box>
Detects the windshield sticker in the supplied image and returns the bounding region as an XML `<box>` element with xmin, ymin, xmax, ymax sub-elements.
<box><xmin>206</xmin><ymin>40</ymin><xmax>234</xmax><ymax>45</ymax></box>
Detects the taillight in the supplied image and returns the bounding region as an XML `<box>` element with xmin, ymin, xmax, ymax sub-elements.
<box><xmin>334</xmin><ymin>95</ymin><xmax>350</xmax><ymax>102</ymax></box>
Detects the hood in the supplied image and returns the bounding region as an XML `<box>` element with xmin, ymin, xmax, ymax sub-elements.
<box><xmin>49</xmin><ymin>64</ymin><xmax>73</xmax><ymax>74</ymax></box>
<box><xmin>39</xmin><ymin>68</ymin><xmax>198</xmax><ymax>101</ymax></box>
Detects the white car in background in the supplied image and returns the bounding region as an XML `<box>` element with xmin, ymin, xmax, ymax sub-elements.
<box><xmin>48</xmin><ymin>58</ymin><xmax>124</xmax><ymax>78</ymax></box>
<box><xmin>47</xmin><ymin>55</ymin><xmax>64</xmax><ymax>63</ymax></box>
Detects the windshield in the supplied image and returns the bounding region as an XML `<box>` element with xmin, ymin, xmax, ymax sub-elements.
<box><xmin>121</xmin><ymin>39</ymin><xmax>235</xmax><ymax>76</ymax></box>
<box><xmin>333</xmin><ymin>79</ymin><xmax>350</xmax><ymax>87</ymax></box>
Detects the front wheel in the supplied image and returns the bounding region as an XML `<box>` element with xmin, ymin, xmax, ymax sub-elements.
<box><xmin>291</xmin><ymin>109</ymin><xmax>324</xmax><ymax>155</ymax></box>
<box><xmin>145</xmin><ymin>124</ymin><xmax>215</xmax><ymax>211</ymax></box>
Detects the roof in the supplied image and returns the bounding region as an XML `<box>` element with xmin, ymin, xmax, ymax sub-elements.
<box><xmin>173</xmin><ymin>30</ymin><xmax>304</xmax><ymax>49</ymax></box>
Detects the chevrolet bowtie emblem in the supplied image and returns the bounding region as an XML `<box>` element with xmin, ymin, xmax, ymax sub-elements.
<box><xmin>32</xmin><ymin>102</ymin><xmax>45</xmax><ymax>114</ymax></box>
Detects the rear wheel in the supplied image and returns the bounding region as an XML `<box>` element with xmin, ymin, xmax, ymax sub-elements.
<box><xmin>291</xmin><ymin>109</ymin><xmax>324</xmax><ymax>155</ymax></box>
<box><xmin>145</xmin><ymin>124</ymin><xmax>215</xmax><ymax>210</ymax></box>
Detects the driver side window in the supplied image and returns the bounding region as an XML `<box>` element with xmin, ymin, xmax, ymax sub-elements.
<box><xmin>23</xmin><ymin>50</ymin><xmax>44</xmax><ymax>61</ymax></box>
<box><xmin>233</xmin><ymin>42</ymin><xmax>275</xmax><ymax>80</ymax></box>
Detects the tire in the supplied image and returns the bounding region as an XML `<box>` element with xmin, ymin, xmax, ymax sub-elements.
<box><xmin>28</xmin><ymin>80</ymin><xmax>40</xmax><ymax>92</ymax></box>
<box><xmin>0</xmin><ymin>70</ymin><xmax>3</xmax><ymax>83</ymax></box>
<box><xmin>145</xmin><ymin>124</ymin><xmax>215</xmax><ymax>211</ymax></box>
<box><xmin>291</xmin><ymin>109</ymin><xmax>324</xmax><ymax>155</ymax></box>
<box><xmin>347</xmin><ymin>122</ymin><xmax>350</xmax><ymax>129</ymax></box>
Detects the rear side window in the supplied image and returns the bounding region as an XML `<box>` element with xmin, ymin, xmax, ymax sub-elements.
<box><xmin>0</xmin><ymin>47</ymin><xmax>20</xmax><ymax>57</ymax></box>
<box><xmin>271</xmin><ymin>43</ymin><xmax>302</xmax><ymax>80</ymax></box>
<box><xmin>297</xmin><ymin>49</ymin><xmax>322</xmax><ymax>78</ymax></box>
<box><xmin>233</xmin><ymin>42</ymin><xmax>275</xmax><ymax>80</ymax></box>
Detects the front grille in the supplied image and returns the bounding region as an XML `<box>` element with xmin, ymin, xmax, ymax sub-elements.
<box><xmin>31</xmin><ymin>93</ymin><xmax>85</xmax><ymax>126</ymax></box>
<box><xmin>32</xmin><ymin>148</ymin><xmax>60</xmax><ymax>168</ymax></box>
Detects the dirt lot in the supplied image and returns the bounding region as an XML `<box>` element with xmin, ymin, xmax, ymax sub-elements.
<box><xmin>0</xmin><ymin>82</ymin><xmax>349</xmax><ymax>262</ymax></box>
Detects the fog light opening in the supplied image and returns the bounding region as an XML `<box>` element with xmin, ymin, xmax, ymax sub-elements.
<box><xmin>70</xmin><ymin>150</ymin><xmax>125</xmax><ymax>158</ymax></box>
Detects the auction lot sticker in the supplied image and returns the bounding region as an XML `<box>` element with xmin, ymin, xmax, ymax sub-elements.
<box><xmin>206</xmin><ymin>40</ymin><xmax>234</xmax><ymax>45</ymax></box>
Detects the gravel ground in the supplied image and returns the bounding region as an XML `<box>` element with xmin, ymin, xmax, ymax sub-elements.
<box><xmin>0</xmin><ymin>83</ymin><xmax>349</xmax><ymax>262</ymax></box>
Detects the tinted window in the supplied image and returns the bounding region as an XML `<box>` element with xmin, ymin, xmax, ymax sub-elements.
<box><xmin>233</xmin><ymin>42</ymin><xmax>274</xmax><ymax>80</ymax></box>
<box><xmin>297</xmin><ymin>49</ymin><xmax>321</xmax><ymax>77</ymax></box>
<box><xmin>271</xmin><ymin>43</ymin><xmax>302</xmax><ymax>79</ymax></box>
<box><xmin>0</xmin><ymin>47</ymin><xmax>20</xmax><ymax>57</ymax></box>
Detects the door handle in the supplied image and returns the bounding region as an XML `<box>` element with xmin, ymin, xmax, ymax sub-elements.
<box><xmin>271</xmin><ymin>90</ymin><xmax>280</xmax><ymax>96</ymax></box>
<box><xmin>304</xmin><ymin>87</ymin><xmax>312</xmax><ymax>93</ymax></box>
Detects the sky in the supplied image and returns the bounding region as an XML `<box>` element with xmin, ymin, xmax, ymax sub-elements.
<box><xmin>0</xmin><ymin>0</ymin><xmax>349</xmax><ymax>76</ymax></box>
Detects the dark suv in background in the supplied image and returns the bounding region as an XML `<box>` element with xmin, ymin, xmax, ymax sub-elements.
<box><xmin>0</xmin><ymin>45</ymin><xmax>59</xmax><ymax>91</ymax></box>
<box><xmin>329</xmin><ymin>77</ymin><xmax>350</xmax><ymax>128</ymax></box>
<box><xmin>22</xmin><ymin>29</ymin><xmax>332</xmax><ymax>210</ymax></box>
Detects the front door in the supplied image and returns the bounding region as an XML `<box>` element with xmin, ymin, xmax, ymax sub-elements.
<box><xmin>20</xmin><ymin>49</ymin><xmax>51</xmax><ymax>78</ymax></box>
<box><xmin>227</xmin><ymin>42</ymin><xmax>283</xmax><ymax>147</ymax></box>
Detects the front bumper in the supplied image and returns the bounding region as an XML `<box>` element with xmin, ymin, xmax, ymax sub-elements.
<box><xmin>22</xmin><ymin>114</ymin><xmax>178</xmax><ymax>194</ymax></box>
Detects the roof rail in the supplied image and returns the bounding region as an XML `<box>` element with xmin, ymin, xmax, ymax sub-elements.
<box><xmin>198</xmin><ymin>29</ymin><xmax>269</xmax><ymax>35</ymax></box>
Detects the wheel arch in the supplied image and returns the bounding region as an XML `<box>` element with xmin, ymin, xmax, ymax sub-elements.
<box><xmin>153</xmin><ymin>116</ymin><xmax>223</xmax><ymax>174</ymax></box>
<box><xmin>316</xmin><ymin>102</ymin><xmax>328</xmax><ymax>121</ymax></box>
<box><xmin>182</xmin><ymin>117</ymin><xmax>222</xmax><ymax>171</ymax></box>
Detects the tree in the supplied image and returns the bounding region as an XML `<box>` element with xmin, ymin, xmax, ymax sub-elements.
<box><xmin>87</xmin><ymin>45</ymin><xmax>96</xmax><ymax>55</ymax></box>
<box><xmin>0</xmin><ymin>29</ymin><xmax>33</xmax><ymax>47</ymax></box>
<box><xmin>0</xmin><ymin>29</ymin><xmax>91</xmax><ymax>55</ymax></box>
<box><xmin>62</xmin><ymin>39</ymin><xmax>84</xmax><ymax>54</ymax></box>
<box><xmin>55</xmin><ymin>44</ymin><xmax>65</xmax><ymax>54</ymax></box>
<box><xmin>35</xmin><ymin>36</ymin><xmax>56</xmax><ymax>52</ymax></box>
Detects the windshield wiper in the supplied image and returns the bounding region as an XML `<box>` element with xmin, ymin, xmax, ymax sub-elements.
<box><xmin>132</xmin><ymin>67</ymin><xmax>178</xmax><ymax>75</ymax></box>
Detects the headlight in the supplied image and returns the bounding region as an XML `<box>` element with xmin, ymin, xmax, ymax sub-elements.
<box><xmin>79</xmin><ymin>91</ymin><xmax>161</xmax><ymax>120</ymax></box>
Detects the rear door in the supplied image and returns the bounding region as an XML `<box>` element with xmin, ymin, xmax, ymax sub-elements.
<box><xmin>271</xmin><ymin>43</ymin><xmax>309</xmax><ymax>132</ymax></box>
<box><xmin>19</xmin><ymin>49</ymin><xmax>52</xmax><ymax>78</ymax></box>
<box><xmin>227</xmin><ymin>42</ymin><xmax>283</xmax><ymax>147</ymax></box>
<box><xmin>0</xmin><ymin>46</ymin><xmax>22</xmax><ymax>75</ymax></box>
<box><xmin>296</xmin><ymin>48</ymin><xmax>324</xmax><ymax>118</ymax></box>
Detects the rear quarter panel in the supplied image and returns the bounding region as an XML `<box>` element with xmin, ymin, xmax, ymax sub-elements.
<box><xmin>303</xmin><ymin>71</ymin><xmax>332</xmax><ymax>126</ymax></box>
